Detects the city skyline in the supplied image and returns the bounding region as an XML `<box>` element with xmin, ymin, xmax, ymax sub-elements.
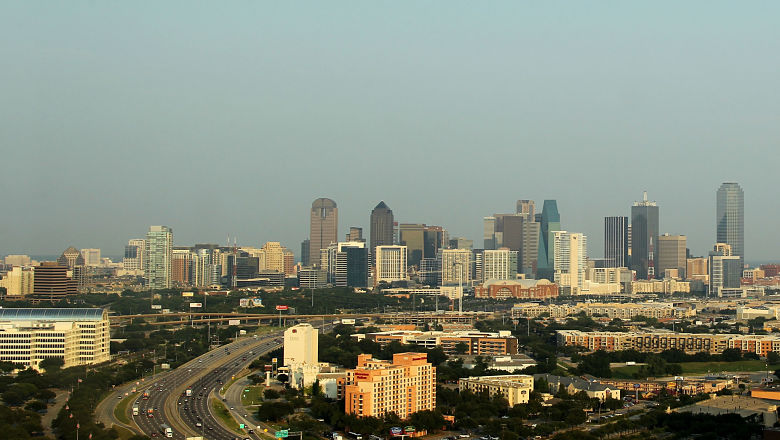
<box><xmin>2</xmin><ymin>184</ymin><xmax>774</xmax><ymax>265</ymax></box>
<box><xmin>2</xmin><ymin>3</ymin><xmax>779</xmax><ymax>261</ymax></box>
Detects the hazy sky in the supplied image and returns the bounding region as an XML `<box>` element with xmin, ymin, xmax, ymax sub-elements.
<box><xmin>2</xmin><ymin>2</ymin><xmax>778</xmax><ymax>262</ymax></box>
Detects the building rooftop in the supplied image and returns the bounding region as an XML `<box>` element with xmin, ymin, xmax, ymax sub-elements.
<box><xmin>0</xmin><ymin>308</ymin><xmax>105</xmax><ymax>321</ymax></box>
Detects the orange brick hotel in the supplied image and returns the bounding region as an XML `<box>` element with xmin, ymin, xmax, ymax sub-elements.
<box><xmin>345</xmin><ymin>352</ymin><xmax>436</xmax><ymax>419</ymax></box>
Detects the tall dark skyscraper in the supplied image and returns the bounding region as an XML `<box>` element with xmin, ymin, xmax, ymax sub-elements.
<box><xmin>370</xmin><ymin>201</ymin><xmax>394</xmax><ymax>262</ymax></box>
<box><xmin>604</xmin><ymin>216</ymin><xmax>629</xmax><ymax>268</ymax></box>
<box><xmin>309</xmin><ymin>198</ymin><xmax>338</xmax><ymax>268</ymax></box>
<box><xmin>536</xmin><ymin>200</ymin><xmax>561</xmax><ymax>281</ymax></box>
<box><xmin>631</xmin><ymin>192</ymin><xmax>659</xmax><ymax>279</ymax></box>
<box><xmin>716</xmin><ymin>182</ymin><xmax>744</xmax><ymax>263</ymax></box>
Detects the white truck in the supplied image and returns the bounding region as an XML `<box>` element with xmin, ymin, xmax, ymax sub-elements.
<box><xmin>185</xmin><ymin>388</ymin><xmax>192</xmax><ymax>397</ymax></box>
<box><xmin>132</xmin><ymin>405</ymin><xmax>139</xmax><ymax>416</ymax></box>
<box><xmin>161</xmin><ymin>424</ymin><xmax>173</xmax><ymax>438</ymax></box>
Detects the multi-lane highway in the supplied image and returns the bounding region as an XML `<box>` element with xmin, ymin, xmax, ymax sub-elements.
<box><xmin>100</xmin><ymin>331</ymin><xmax>284</xmax><ymax>439</ymax></box>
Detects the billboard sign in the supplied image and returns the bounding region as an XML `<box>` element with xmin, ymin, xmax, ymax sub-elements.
<box><xmin>275</xmin><ymin>305</ymin><xmax>288</xmax><ymax>311</ymax></box>
<box><xmin>228</xmin><ymin>319</ymin><xmax>241</xmax><ymax>326</ymax></box>
<box><xmin>239</xmin><ymin>298</ymin><xmax>250</xmax><ymax>307</ymax></box>
<box><xmin>151</xmin><ymin>304</ymin><xmax>162</xmax><ymax>310</ymax></box>
<box><xmin>182</xmin><ymin>291</ymin><xmax>194</xmax><ymax>297</ymax></box>
<box><xmin>390</xmin><ymin>427</ymin><xmax>402</xmax><ymax>436</ymax></box>
<box><xmin>189</xmin><ymin>303</ymin><xmax>202</xmax><ymax>308</ymax></box>
<box><xmin>251</xmin><ymin>298</ymin><xmax>263</xmax><ymax>307</ymax></box>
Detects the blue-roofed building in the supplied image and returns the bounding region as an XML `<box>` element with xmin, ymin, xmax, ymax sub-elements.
<box><xmin>0</xmin><ymin>308</ymin><xmax>110</xmax><ymax>370</ymax></box>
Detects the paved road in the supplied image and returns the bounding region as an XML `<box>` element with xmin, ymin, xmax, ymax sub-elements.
<box><xmin>98</xmin><ymin>332</ymin><xmax>284</xmax><ymax>439</ymax></box>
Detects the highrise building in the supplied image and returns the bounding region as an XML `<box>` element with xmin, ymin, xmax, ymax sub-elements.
<box><xmin>483</xmin><ymin>217</ymin><xmax>497</xmax><ymax>250</ymax></box>
<box><xmin>123</xmin><ymin>239</ymin><xmax>146</xmax><ymax>272</ymax></box>
<box><xmin>604</xmin><ymin>216</ymin><xmax>629</xmax><ymax>268</ymax></box>
<box><xmin>283</xmin><ymin>323</ymin><xmax>318</xmax><ymax>366</ymax></box>
<box><xmin>0</xmin><ymin>266</ymin><xmax>34</xmax><ymax>296</ymax></box>
<box><xmin>482</xmin><ymin>249</ymin><xmax>518</xmax><ymax>281</ymax></box>
<box><xmin>440</xmin><ymin>249</ymin><xmax>472</xmax><ymax>286</ymax></box>
<box><xmin>657</xmin><ymin>234</ymin><xmax>687</xmax><ymax>279</ymax></box>
<box><xmin>300</xmin><ymin>239</ymin><xmax>310</xmax><ymax>266</ymax></box>
<box><xmin>516</xmin><ymin>200</ymin><xmax>535</xmax><ymax>218</ymax></box>
<box><xmin>375</xmin><ymin>245</ymin><xmax>408</xmax><ymax>283</ymax></box>
<box><xmin>192</xmin><ymin>246</ymin><xmax>219</xmax><ymax>287</ymax></box>
<box><xmin>716</xmin><ymin>182</ymin><xmax>744</xmax><ymax>263</ymax></box>
<box><xmin>3</xmin><ymin>255</ymin><xmax>32</xmax><ymax>267</ymax></box>
<box><xmin>32</xmin><ymin>262</ymin><xmax>77</xmax><ymax>301</ymax></box>
<box><xmin>537</xmin><ymin>200</ymin><xmax>561</xmax><ymax>281</ymax></box>
<box><xmin>709</xmin><ymin>245</ymin><xmax>741</xmax><ymax>295</ymax></box>
<box><xmin>631</xmin><ymin>192</ymin><xmax>659</xmax><ymax>280</ymax></box>
<box><xmin>448</xmin><ymin>237</ymin><xmax>473</xmax><ymax>250</ymax></box>
<box><xmin>171</xmin><ymin>248</ymin><xmax>193</xmax><ymax>285</ymax></box>
<box><xmin>345</xmin><ymin>353</ymin><xmax>436</xmax><ymax>419</ymax></box>
<box><xmin>309</xmin><ymin>198</ymin><xmax>338</xmax><ymax>268</ymax></box>
<box><xmin>57</xmin><ymin>247</ymin><xmax>84</xmax><ymax>269</ymax></box>
<box><xmin>260</xmin><ymin>242</ymin><xmax>289</xmax><ymax>274</ymax></box>
<box><xmin>80</xmin><ymin>249</ymin><xmax>101</xmax><ymax>266</ymax></box>
<box><xmin>327</xmin><ymin>242</ymin><xmax>368</xmax><ymax>287</ymax></box>
<box><xmin>398</xmin><ymin>224</ymin><xmax>447</xmax><ymax>268</ymax></box>
<box><xmin>370</xmin><ymin>202</ymin><xmax>394</xmax><ymax>262</ymax></box>
<box><xmin>418</xmin><ymin>258</ymin><xmax>440</xmax><ymax>286</ymax></box>
<box><xmin>346</xmin><ymin>227</ymin><xmax>364</xmax><ymax>243</ymax></box>
<box><xmin>553</xmin><ymin>231</ymin><xmax>587</xmax><ymax>294</ymax></box>
<box><xmin>145</xmin><ymin>225</ymin><xmax>173</xmax><ymax>289</ymax></box>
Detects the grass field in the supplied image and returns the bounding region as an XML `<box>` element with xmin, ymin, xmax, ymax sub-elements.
<box><xmin>114</xmin><ymin>425</ymin><xmax>137</xmax><ymax>440</ymax></box>
<box><xmin>240</xmin><ymin>385</ymin><xmax>265</xmax><ymax>406</ymax></box>
<box><xmin>612</xmin><ymin>360</ymin><xmax>780</xmax><ymax>378</ymax></box>
<box><xmin>114</xmin><ymin>392</ymin><xmax>139</xmax><ymax>425</ymax></box>
<box><xmin>211</xmin><ymin>397</ymin><xmax>241</xmax><ymax>432</ymax></box>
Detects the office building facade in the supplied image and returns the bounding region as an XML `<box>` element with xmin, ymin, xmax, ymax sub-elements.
<box><xmin>440</xmin><ymin>248</ymin><xmax>471</xmax><ymax>286</ymax></box>
<box><xmin>553</xmin><ymin>231</ymin><xmax>587</xmax><ymax>294</ymax></box>
<box><xmin>0</xmin><ymin>308</ymin><xmax>110</xmax><ymax>370</ymax></box>
<box><xmin>657</xmin><ymin>234</ymin><xmax>687</xmax><ymax>278</ymax></box>
<box><xmin>631</xmin><ymin>192</ymin><xmax>659</xmax><ymax>279</ymax></box>
<box><xmin>537</xmin><ymin>200</ymin><xmax>561</xmax><ymax>281</ymax></box>
<box><xmin>309</xmin><ymin>198</ymin><xmax>338</xmax><ymax>268</ymax></box>
<box><xmin>123</xmin><ymin>239</ymin><xmax>146</xmax><ymax>272</ymax></box>
<box><xmin>482</xmin><ymin>249</ymin><xmax>518</xmax><ymax>281</ymax></box>
<box><xmin>604</xmin><ymin>216</ymin><xmax>629</xmax><ymax>268</ymax></box>
<box><xmin>370</xmin><ymin>201</ymin><xmax>394</xmax><ymax>262</ymax></box>
<box><xmin>716</xmin><ymin>182</ymin><xmax>744</xmax><ymax>263</ymax></box>
<box><xmin>145</xmin><ymin>225</ymin><xmax>173</xmax><ymax>289</ymax></box>
<box><xmin>375</xmin><ymin>245</ymin><xmax>408</xmax><ymax>283</ymax></box>
<box><xmin>284</xmin><ymin>323</ymin><xmax>318</xmax><ymax>366</ymax></box>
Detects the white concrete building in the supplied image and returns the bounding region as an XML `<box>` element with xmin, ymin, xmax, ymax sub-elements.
<box><xmin>440</xmin><ymin>249</ymin><xmax>472</xmax><ymax>286</ymax></box>
<box><xmin>375</xmin><ymin>245</ymin><xmax>408</xmax><ymax>283</ymax></box>
<box><xmin>0</xmin><ymin>266</ymin><xmax>34</xmax><ymax>296</ymax></box>
<box><xmin>145</xmin><ymin>226</ymin><xmax>173</xmax><ymax>289</ymax></box>
<box><xmin>553</xmin><ymin>231</ymin><xmax>587</xmax><ymax>294</ymax></box>
<box><xmin>80</xmin><ymin>249</ymin><xmax>102</xmax><ymax>267</ymax></box>
<box><xmin>0</xmin><ymin>308</ymin><xmax>111</xmax><ymax>370</ymax></box>
<box><xmin>482</xmin><ymin>249</ymin><xmax>518</xmax><ymax>281</ymax></box>
<box><xmin>284</xmin><ymin>323</ymin><xmax>318</xmax><ymax>366</ymax></box>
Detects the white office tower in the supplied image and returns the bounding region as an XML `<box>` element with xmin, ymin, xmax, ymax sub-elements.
<box><xmin>284</xmin><ymin>323</ymin><xmax>319</xmax><ymax>366</ymax></box>
<box><xmin>553</xmin><ymin>231</ymin><xmax>587</xmax><ymax>294</ymax></box>
<box><xmin>482</xmin><ymin>249</ymin><xmax>518</xmax><ymax>281</ymax></box>
<box><xmin>440</xmin><ymin>248</ymin><xmax>472</xmax><ymax>286</ymax></box>
<box><xmin>145</xmin><ymin>226</ymin><xmax>173</xmax><ymax>289</ymax></box>
<box><xmin>374</xmin><ymin>245</ymin><xmax>408</xmax><ymax>283</ymax></box>
<box><xmin>80</xmin><ymin>249</ymin><xmax>102</xmax><ymax>266</ymax></box>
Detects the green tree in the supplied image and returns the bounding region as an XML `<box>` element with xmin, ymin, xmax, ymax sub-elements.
<box><xmin>768</xmin><ymin>351</ymin><xmax>780</xmax><ymax>365</ymax></box>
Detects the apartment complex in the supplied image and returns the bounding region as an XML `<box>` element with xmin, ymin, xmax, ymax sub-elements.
<box><xmin>359</xmin><ymin>330</ymin><xmax>518</xmax><ymax>356</ymax></box>
<box><xmin>459</xmin><ymin>375</ymin><xmax>534</xmax><ymax>405</ymax></box>
<box><xmin>512</xmin><ymin>302</ymin><xmax>696</xmax><ymax>319</ymax></box>
<box><xmin>0</xmin><ymin>308</ymin><xmax>110</xmax><ymax>370</ymax></box>
<box><xmin>345</xmin><ymin>353</ymin><xmax>435</xmax><ymax>419</ymax></box>
<box><xmin>556</xmin><ymin>329</ymin><xmax>780</xmax><ymax>356</ymax></box>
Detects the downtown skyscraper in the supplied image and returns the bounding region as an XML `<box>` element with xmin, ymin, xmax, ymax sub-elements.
<box><xmin>604</xmin><ymin>216</ymin><xmax>629</xmax><ymax>268</ymax></box>
<box><xmin>716</xmin><ymin>182</ymin><xmax>744</xmax><ymax>263</ymax></box>
<box><xmin>145</xmin><ymin>225</ymin><xmax>173</xmax><ymax>289</ymax></box>
<box><xmin>370</xmin><ymin>201</ymin><xmax>394</xmax><ymax>263</ymax></box>
<box><xmin>631</xmin><ymin>192</ymin><xmax>659</xmax><ymax>280</ymax></box>
<box><xmin>309</xmin><ymin>198</ymin><xmax>338</xmax><ymax>268</ymax></box>
<box><xmin>536</xmin><ymin>200</ymin><xmax>561</xmax><ymax>281</ymax></box>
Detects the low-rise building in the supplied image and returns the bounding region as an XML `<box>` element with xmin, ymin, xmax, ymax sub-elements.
<box><xmin>0</xmin><ymin>308</ymin><xmax>110</xmax><ymax>370</ymax></box>
<box><xmin>512</xmin><ymin>302</ymin><xmax>696</xmax><ymax>320</ymax></box>
<box><xmin>533</xmin><ymin>374</ymin><xmax>614</xmax><ymax>401</ymax></box>
<box><xmin>629</xmin><ymin>279</ymin><xmax>690</xmax><ymax>294</ymax></box>
<box><xmin>357</xmin><ymin>330</ymin><xmax>518</xmax><ymax>356</ymax></box>
<box><xmin>556</xmin><ymin>329</ymin><xmax>734</xmax><ymax>355</ymax></box>
<box><xmin>345</xmin><ymin>353</ymin><xmax>435</xmax><ymax>419</ymax></box>
<box><xmin>459</xmin><ymin>375</ymin><xmax>534</xmax><ymax>405</ymax></box>
<box><xmin>675</xmin><ymin>395</ymin><xmax>778</xmax><ymax>427</ymax></box>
